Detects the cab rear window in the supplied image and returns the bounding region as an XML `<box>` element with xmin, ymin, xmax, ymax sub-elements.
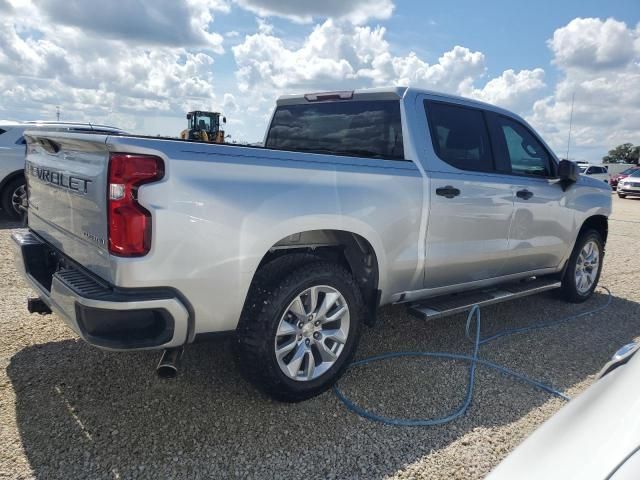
<box><xmin>265</xmin><ymin>100</ymin><xmax>405</xmax><ymax>160</ymax></box>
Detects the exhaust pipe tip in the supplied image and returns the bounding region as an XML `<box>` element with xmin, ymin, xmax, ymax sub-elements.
<box><xmin>27</xmin><ymin>297</ymin><xmax>52</xmax><ymax>315</ymax></box>
<box><xmin>157</xmin><ymin>363</ymin><xmax>179</xmax><ymax>379</ymax></box>
<box><xmin>156</xmin><ymin>348</ymin><xmax>183</xmax><ymax>379</ymax></box>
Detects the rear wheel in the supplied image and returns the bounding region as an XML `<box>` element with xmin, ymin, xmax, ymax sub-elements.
<box><xmin>1</xmin><ymin>176</ymin><xmax>26</xmax><ymax>220</ymax></box>
<box><xmin>560</xmin><ymin>230</ymin><xmax>603</xmax><ymax>303</ymax></box>
<box><xmin>236</xmin><ymin>258</ymin><xmax>363</xmax><ymax>402</ymax></box>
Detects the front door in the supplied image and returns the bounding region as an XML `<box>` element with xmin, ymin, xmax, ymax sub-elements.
<box><xmin>486</xmin><ymin>113</ymin><xmax>574</xmax><ymax>274</ymax></box>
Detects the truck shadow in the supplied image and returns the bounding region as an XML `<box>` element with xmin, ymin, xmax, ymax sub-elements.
<box><xmin>6</xmin><ymin>290</ymin><xmax>640</xmax><ymax>479</ymax></box>
<box><xmin>0</xmin><ymin>212</ymin><xmax>23</xmax><ymax>230</ymax></box>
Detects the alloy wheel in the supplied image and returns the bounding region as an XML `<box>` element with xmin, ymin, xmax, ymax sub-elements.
<box><xmin>274</xmin><ymin>285</ymin><xmax>350</xmax><ymax>381</ymax></box>
<box><xmin>575</xmin><ymin>240</ymin><xmax>600</xmax><ymax>294</ymax></box>
<box><xmin>11</xmin><ymin>184</ymin><xmax>26</xmax><ymax>216</ymax></box>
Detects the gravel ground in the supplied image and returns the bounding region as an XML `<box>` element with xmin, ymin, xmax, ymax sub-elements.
<box><xmin>1</xmin><ymin>195</ymin><xmax>639</xmax><ymax>480</ymax></box>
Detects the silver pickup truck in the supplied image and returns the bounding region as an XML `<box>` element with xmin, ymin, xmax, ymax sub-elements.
<box><xmin>13</xmin><ymin>87</ymin><xmax>611</xmax><ymax>401</ymax></box>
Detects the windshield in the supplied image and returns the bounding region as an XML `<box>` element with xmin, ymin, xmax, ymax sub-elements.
<box><xmin>579</xmin><ymin>166</ymin><xmax>588</xmax><ymax>173</ymax></box>
<box><xmin>265</xmin><ymin>100</ymin><xmax>405</xmax><ymax>160</ymax></box>
<box><xmin>628</xmin><ymin>169</ymin><xmax>640</xmax><ymax>177</ymax></box>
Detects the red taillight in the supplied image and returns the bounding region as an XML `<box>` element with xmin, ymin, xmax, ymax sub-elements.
<box><xmin>107</xmin><ymin>153</ymin><xmax>164</xmax><ymax>257</ymax></box>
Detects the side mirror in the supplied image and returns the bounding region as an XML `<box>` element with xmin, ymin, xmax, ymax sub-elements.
<box><xmin>186</xmin><ymin>113</ymin><xmax>192</xmax><ymax>120</ymax></box>
<box><xmin>558</xmin><ymin>160</ymin><xmax>578</xmax><ymax>191</ymax></box>
<box><xmin>222</xmin><ymin>116</ymin><xmax>227</xmax><ymax>124</ymax></box>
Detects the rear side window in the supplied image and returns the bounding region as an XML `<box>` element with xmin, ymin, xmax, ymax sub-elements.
<box><xmin>424</xmin><ymin>101</ymin><xmax>493</xmax><ymax>172</ymax></box>
<box><xmin>492</xmin><ymin>116</ymin><xmax>552</xmax><ymax>177</ymax></box>
<box><xmin>0</xmin><ymin>128</ymin><xmax>6</xmax><ymax>136</ymax></box>
<box><xmin>265</xmin><ymin>100</ymin><xmax>404</xmax><ymax>160</ymax></box>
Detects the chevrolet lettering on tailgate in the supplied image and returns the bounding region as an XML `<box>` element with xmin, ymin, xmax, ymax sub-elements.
<box><xmin>27</xmin><ymin>162</ymin><xmax>92</xmax><ymax>194</ymax></box>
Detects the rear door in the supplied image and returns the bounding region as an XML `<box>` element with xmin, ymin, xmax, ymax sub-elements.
<box><xmin>485</xmin><ymin>113</ymin><xmax>574</xmax><ymax>274</ymax></box>
<box><xmin>419</xmin><ymin>99</ymin><xmax>514</xmax><ymax>289</ymax></box>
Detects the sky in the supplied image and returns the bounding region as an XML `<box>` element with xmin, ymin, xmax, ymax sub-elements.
<box><xmin>1</xmin><ymin>0</ymin><xmax>639</xmax><ymax>162</ymax></box>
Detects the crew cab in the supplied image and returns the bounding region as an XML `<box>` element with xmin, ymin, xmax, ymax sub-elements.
<box><xmin>13</xmin><ymin>87</ymin><xmax>611</xmax><ymax>401</ymax></box>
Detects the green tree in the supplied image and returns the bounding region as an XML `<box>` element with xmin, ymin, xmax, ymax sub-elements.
<box><xmin>602</xmin><ymin>143</ymin><xmax>640</xmax><ymax>164</ymax></box>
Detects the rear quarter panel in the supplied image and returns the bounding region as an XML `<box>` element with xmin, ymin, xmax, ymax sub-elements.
<box><xmin>107</xmin><ymin>137</ymin><xmax>424</xmax><ymax>335</ymax></box>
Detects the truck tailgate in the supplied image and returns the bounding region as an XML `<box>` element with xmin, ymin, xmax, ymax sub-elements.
<box><xmin>25</xmin><ymin>132</ymin><xmax>114</xmax><ymax>282</ymax></box>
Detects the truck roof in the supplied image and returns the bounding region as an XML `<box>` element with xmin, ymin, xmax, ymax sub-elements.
<box><xmin>276</xmin><ymin>86</ymin><xmax>520</xmax><ymax>118</ymax></box>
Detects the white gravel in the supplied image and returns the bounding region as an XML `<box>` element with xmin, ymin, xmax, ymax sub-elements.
<box><xmin>1</xmin><ymin>195</ymin><xmax>639</xmax><ymax>479</ymax></box>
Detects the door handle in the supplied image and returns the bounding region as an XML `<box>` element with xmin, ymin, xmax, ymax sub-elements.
<box><xmin>516</xmin><ymin>189</ymin><xmax>534</xmax><ymax>200</ymax></box>
<box><xmin>435</xmin><ymin>186</ymin><xmax>461</xmax><ymax>199</ymax></box>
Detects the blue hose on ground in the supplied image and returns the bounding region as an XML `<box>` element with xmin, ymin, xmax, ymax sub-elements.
<box><xmin>333</xmin><ymin>287</ymin><xmax>612</xmax><ymax>426</ymax></box>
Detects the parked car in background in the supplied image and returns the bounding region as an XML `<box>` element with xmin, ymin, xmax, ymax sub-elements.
<box><xmin>610</xmin><ymin>165</ymin><xmax>640</xmax><ymax>189</ymax></box>
<box><xmin>0</xmin><ymin>121</ymin><xmax>125</xmax><ymax>219</ymax></box>
<box><xmin>488</xmin><ymin>342</ymin><xmax>640</xmax><ymax>480</ymax></box>
<box><xmin>579</xmin><ymin>164</ymin><xmax>610</xmax><ymax>184</ymax></box>
<box><xmin>617</xmin><ymin>168</ymin><xmax>640</xmax><ymax>198</ymax></box>
<box><xmin>606</xmin><ymin>163</ymin><xmax>638</xmax><ymax>177</ymax></box>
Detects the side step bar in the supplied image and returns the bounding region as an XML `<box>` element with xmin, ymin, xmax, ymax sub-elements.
<box><xmin>408</xmin><ymin>277</ymin><xmax>561</xmax><ymax>321</ymax></box>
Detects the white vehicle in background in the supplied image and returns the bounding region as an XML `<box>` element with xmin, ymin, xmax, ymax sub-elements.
<box><xmin>488</xmin><ymin>342</ymin><xmax>640</xmax><ymax>480</ymax></box>
<box><xmin>0</xmin><ymin>122</ymin><xmax>125</xmax><ymax>219</ymax></box>
<box><xmin>617</xmin><ymin>168</ymin><xmax>640</xmax><ymax>199</ymax></box>
<box><xmin>579</xmin><ymin>164</ymin><xmax>610</xmax><ymax>184</ymax></box>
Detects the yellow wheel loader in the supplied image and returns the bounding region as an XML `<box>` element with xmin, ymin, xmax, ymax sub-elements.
<box><xmin>180</xmin><ymin>111</ymin><xmax>226</xmax><ymax>143</ymax></box>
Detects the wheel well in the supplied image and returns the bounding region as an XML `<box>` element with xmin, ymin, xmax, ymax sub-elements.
<box><xmin>257</xmin><ymin>230</ymin><xmax>380</xmax><ymax>325</ymax></box>
<box><xmin>579</xmin><ymin>215</ymin><xmax>608</xmax><ymax>245</ymax></box>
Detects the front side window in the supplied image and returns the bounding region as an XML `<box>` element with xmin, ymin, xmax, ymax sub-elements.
<box><xmin>265</xmin><ymin>100</ymin><xmax>404</xmax><ymax>160</ymax></box>
<box><xmin>493</xmin><ymin>116</ymin><xmax>552</xmax><ymax>177</ymax></box>
<box><xmin>424</xmin><ymin>101</ymin><xmax>493</xmax><ymax>172</ymax></box>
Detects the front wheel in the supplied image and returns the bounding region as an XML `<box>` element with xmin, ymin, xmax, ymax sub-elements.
<box><xmin>236</xmin><ymin>259</ymin><xmax>363</xmax><ymax>402</ymax></box>
<box><xmin>618</xmin><ymin>193</ymin><xmax>626</xmax><ymax>199</ymax></box>
<box><xmin>560</xmin><ymin>230</ymin><xmax>604</xmax><ymax>303</ymax></box>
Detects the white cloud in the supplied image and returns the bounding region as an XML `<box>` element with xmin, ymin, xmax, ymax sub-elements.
<box><xmin>222</xmin><ymin>93</ymin><xmax>239</xmax><ymax>112</ymax></box>
<box><xmin>233</xmin><ymin>0</ymin><xmax>394</xmax><ymax>24</ymax></box>
<box><xmin>461</xmin><ymin>68</ymin><xmax>546</xmax><ymax>111</ymax></box>
<box><xmin>232</xmin><ymin>19</ymin><xmax>544</xmax><ymax>106</ymax></box>
<box><xmin>530</xmin><ymin>18</ymin><xmax>640</xmax><ymax>160</ymax></box>
<box><xmin>0</xmin><ymin>1</ymin><xmax>226</xmax><ymax>134</ymax></box>
<box><xmin>37</xmin><ymin>0</ymin><xmax>226</xmax><ymax>51</ymax></box>
<box><xmin>229</xmin><ymin>18</ymin><xmax>551</xmax><ymax>143</ymax></box>
<box><xmin>548</xmin><ymin>17</ymin><xmax>638</xmax><ymax>71</ymax></box>
<box><xmin>232</xmin><ymin>20</ymin><xmax>492</xmax><ymax>93</ymax></box>
<box><xmin>389</xmin><ymin>47</ymin><xmax>486</xmax><ymax>92</ymax></box>
<box><xmin>1</xmin><ymin>0</ymin><xmax>634</xmax><ymax>163</ymax></box>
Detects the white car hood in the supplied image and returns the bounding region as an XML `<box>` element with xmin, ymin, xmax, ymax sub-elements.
<box><xmin>488</xmin><ymin>351</ymin><xmax>640</xmax><ymax>480</ymax></box>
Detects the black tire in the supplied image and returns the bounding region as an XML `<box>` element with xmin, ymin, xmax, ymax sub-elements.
<box><xmin>236</xmin><ymin>256</ymin><xmax>364</xmax><ymax>402</ymax></box>
<box><xmin>1</xmin><ymin>176</ymin><xmax>26</xmax><ymax>220</ymax></box>
<box><xmin>560</xmin><ymin>229</ymin><xmax>604</xmax><ymax>303</ymax></box>
<box><xmin>618</xmin><ymin>193</ymin><xmax>626</xmax><ymax>199</ymax></box>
